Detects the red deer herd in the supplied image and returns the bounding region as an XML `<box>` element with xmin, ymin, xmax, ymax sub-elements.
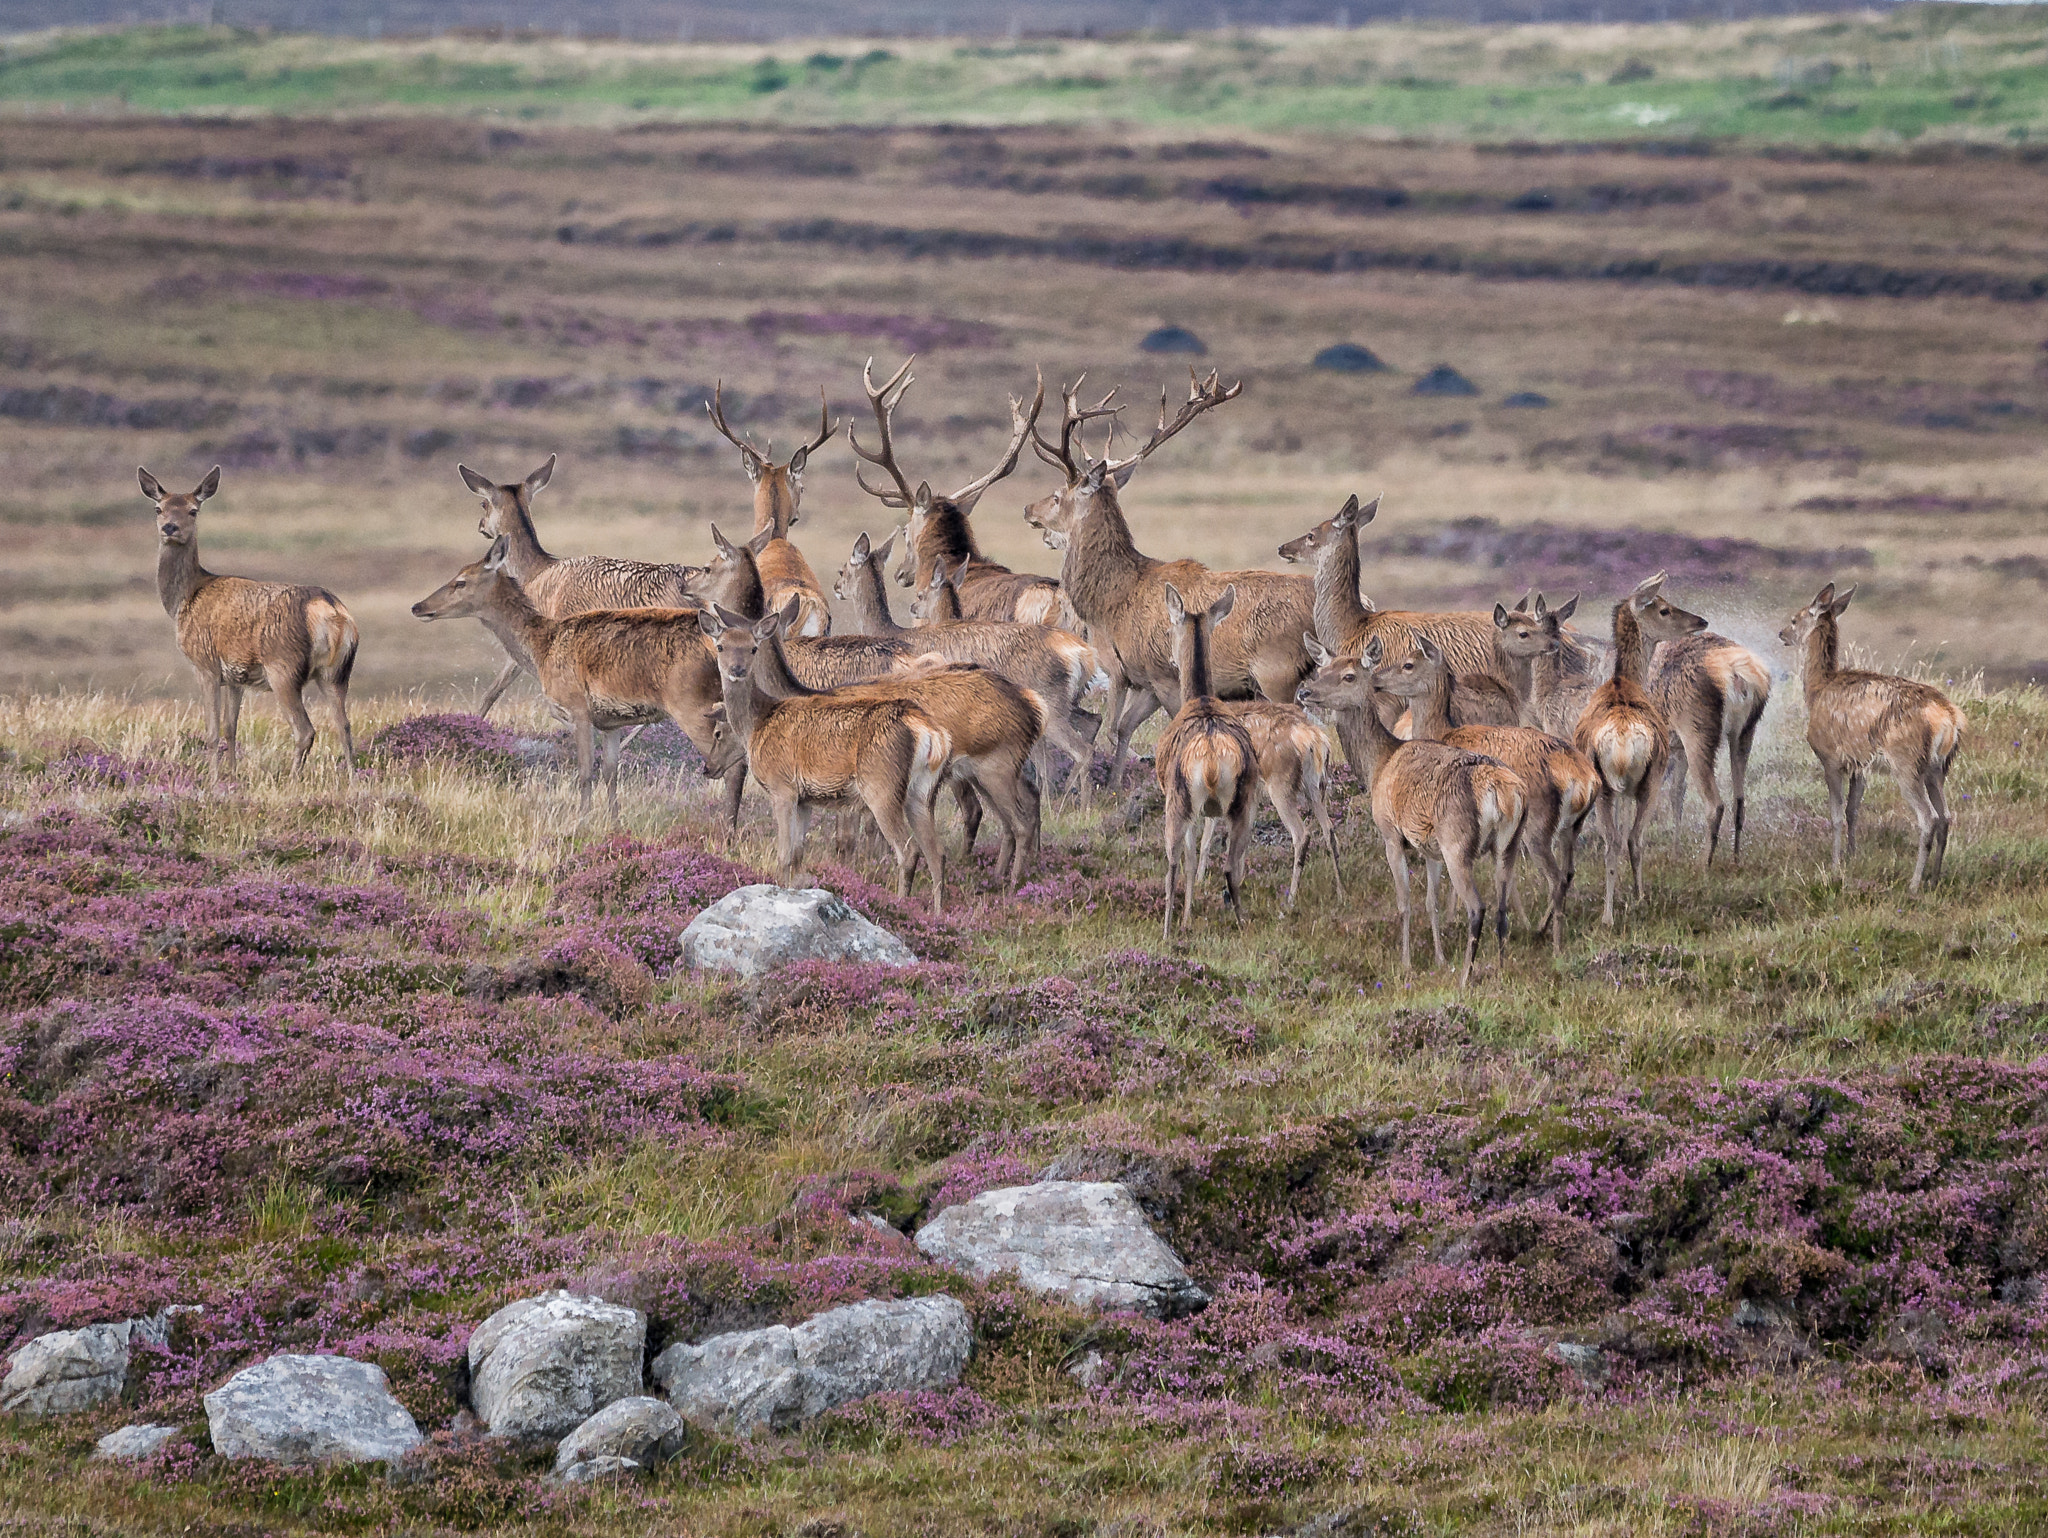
<box><xmin>135</xmin><ymin>358</ymin><xmax>1968</xmax><ymax>983</ymax></box>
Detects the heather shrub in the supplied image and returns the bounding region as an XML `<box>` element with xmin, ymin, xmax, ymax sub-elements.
<box><xmin>368</xmin><ymin>712</ymin><xmax>524</xmax><ymax>778</ymax></box>
<box><xmin>548</xmin><ymin>835</ymin><xmax>764</xmax><ymax>971</ymax></box>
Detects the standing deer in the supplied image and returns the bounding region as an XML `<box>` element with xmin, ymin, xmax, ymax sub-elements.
<box><xmin>457</xmin><ymin>455</ymin><xmax>703</xmax><ymax>714</ymax></box>
<box><xmin>1574</xmin><ymin>573</ymin><xmax>1707</xmax><ymax>925</ymax></box>
<box><xmin>699</xmin><ymin>603</ymin><xmax>952</xmax><ymax>911</ymax></box>
<box><xmin>706</xmin><ymin>384</ymin><xmax>839</xmax><ymax>637</ymax></box>
<box><xmin>1297</xmin><ymin>635</ymin><xmax>1525</xmax><ymax>988</ymax></box>
<box><xmin>1779</xmin><ymin>583</ymin><xmax>1964</xmax><ymax>891</ymax></box>
<box><xmin>1194</xmin><ymin>699</ymin><xmax>1343</xmax><ymax>908</ymax></box>
<box><xmin>139</xmin><ymin>466</ymin><xmax>358</xmax><ymax>777</ymax></box>
<box><xmin>1371</xmin><ymin>631</ymin><xmax>1598</xmax><ymax>950</ymax></box>
<box><xmin>1649</xmin><ymin>623</ymin><xmax>1772</xmax><ymax>868</ymax></box>
<box><xmin>1023</xmin><ymin>371</ymin><xmax>1315</xmax><ymax>790</ymax></box>
<box><xmin>1156</xmin><ymin>583</ymin><xmax>1260</xmax><ymax>940</ymax></box>
<box><xmin>412</xmin><ymin>540</ymin><xmax>747</xmax><ymax>828</ymax></box>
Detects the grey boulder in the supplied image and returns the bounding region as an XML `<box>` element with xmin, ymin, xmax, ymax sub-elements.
<box><xmin>468</xmin><ymin>1291</ymin><xmax>645</xmax><ymax>1439</ymax></box>
<box><xmin>559</xmin><ymin>1454</ymin><xmax>639</xmax><ymax>1483</ymax></box>
<box><xmin>915</xmin><ymin>1181</ymin><xmax>1208</xmax><ymax>1318</ymax></box>
<box><xmin>679</xmin><ymin>885</ymin><xmax>914</xmax><ymax>977</ymax></box>
<box><xmin>651</xmin><ymin>1295</ymin><xmax>971</xmax><ymax>1435</ymax></box>
<box><xmin>2</xmin><ymin>1322</ymin><xmax>135</xmax><ymax>1416</ymax></box>
<box><xmin>553</xmin><ymin>1395</ymin><xmax>686</xmax><ymax>1475</ymax></box>
<box><xmin>204</xmin><ymin>1354</ymin><xmax>423</xmax><ymax>1465</ymax></box>
<box><xmin>93</xmin><ymin>1423</ymin><xmax>181</xmax><ymax>1461</ymax></box>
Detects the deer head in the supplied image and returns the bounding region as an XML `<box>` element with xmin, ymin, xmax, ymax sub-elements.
<box><xmin>458</xmin><ymin>456</ymin><xmax>555</xmax><ymax>541</ymax></box>
<box><xmin>707</xmin><ymin>385</ymin><xmax>838</xmax><ymax>535</ymax></box>
<box><xmin>1278</xmin><ymin>492</ymin><xmax>1380</xmax><ymax>563</ymax></box>
<box><xmin>1780</xmin><ymin>581</ymin><xmax>1856</xmax><ymax>647</ymax></box>
<box><xmin>1624</xmin><ymin>570</ymin><xmax>1709</xmax><ymax>642</ymax></box>
<box><xmin>1295</xmin><ymin>633</ymin><xmax>1382</xmax><ymax>715</ymax></box>
<box><xmin>832</xmin><ymin>528</ymin><xmax>897</xmax><ymax>604</ymax></box>
<box><xmin>412</xmin><ymin>536</ymin><xmax>517</xmax><ymax>621</ymax></box>
<box><xmin>138</xmin><ymin>464</ymin><xmax>221</xmax><ymax>546</ymax></box>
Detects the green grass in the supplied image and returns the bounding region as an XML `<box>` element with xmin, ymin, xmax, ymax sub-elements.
<box><xmin>4</xmin><ymin>8</ymin><xmax>2048</xmax><ymax>145</ymax></box>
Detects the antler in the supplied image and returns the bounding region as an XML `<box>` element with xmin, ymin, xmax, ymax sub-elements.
<box><xmin>707</xmin><ymin>381</ymin><xmax>767</xmax><ymax>463</ymax></box>
<box><xmin>949</xmin><ymin>369</ymin><xmax>1046</xmax><ymax>508</ymax></box>
<box><xmin>1030</xmin><ymin>373</ymin><xmax>1123</xmax><ymax>482</ymax></box>
<box><xmin>1102</xmin><ymin>368</ymin><xmax>1243</xmax><ymax>477</ymax></box>
<box><xmin>796</xmin><ymin>388</ymin><xmax>840</xmax><ymax>460</ymax></box>
<box><xmin>849</xmin><ymin>355</ymin><xmax>918</xmax><ymax>507</ymax></box>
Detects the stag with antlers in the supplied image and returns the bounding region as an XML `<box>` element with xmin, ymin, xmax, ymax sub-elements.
<box><xmin>707</xmin><ymin>384</ymin><xmax>840</xmax><ymax>637</ymax></box>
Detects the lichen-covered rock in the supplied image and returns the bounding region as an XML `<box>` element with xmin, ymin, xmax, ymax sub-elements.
<box><xmin>916</xmin><ymin>1181</ymin><xmax>1208</xmax><ymax>1318</ymax></box>
<box><xmin>559</xmin><ymin>1454</ymin><xmax>639</xmax><ymax>1483</ymax></box>
<box><xmin>678</xmin><ymin>885</ymin><xmax>914</xmax><ymax>977</ymax></box>
<box><xmin>1</xmin><ymin>1322</ymin><xmax>134</xmax><ymax>1416</ymax></box>
<box><xmin>467</xmin><ymin>1291</ymin><xmax>645</xmax><ymax>1439</ymax></box>
<box><xmin>552</xmin><ymin>1395</ymin><xmax>686</xmax><ymax>1475</ymax></box>
<box><xmin>651</xmin><ymin>1296</ymin><xmax>971</xmax><ymax>1435</ymax></box>
<box><xmin>203</xmin><ymin>1355</ymin><xmax>423</xmax><ymax>1465</ymax></box>
<box><xmin>93</xmin><ymin>1423</ymin><xmax>180</xmax><ymax>1461</ymax></box>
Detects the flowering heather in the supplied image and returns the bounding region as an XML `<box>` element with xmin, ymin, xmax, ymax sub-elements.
<box><xmin>547</xmin><ymin>835</ymin><xmax>765</xmax><ymax>971</ymax></box>
<box><xmin>367</xmin><ymin>713</ymin><xmax>525</xmax><ymax>778</ymax></box>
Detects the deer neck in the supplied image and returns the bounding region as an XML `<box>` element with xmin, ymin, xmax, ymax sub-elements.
<box><xmin>916</xmin><ymin>503</ymin><xmax>983</xmax><ymax>589</ymax></box>
<box><xmin>1059</xmin><ymin>488</ymin><xmax>1151</xmax><ymax>630</ymax></box>
<box><xmin>753</xmin><ymin>626</ymin><xmax>822</xmax><ymax>701</ymax></box>
<box><xmin>1175</xmin><ymin>617</ymin><xmax>1215</xmax><ymax>702</ymax></box>
<box><xmin>709</xmin><ymin>548</ymin><xmax>766</xmax><ymax>622</ymax></box>
<box><xmin>492</xmin><ymin>495</ymin><xmax>555</xmax><ymax>582</ymax></box>
<box><xmin>1610</xmin><ymin>602</ymin><xmax>1649</xmax><ymax>687</ymax></box>
<box><xmin>1407</xmin><ymin>667</ymin><xmax>1455</xmax><ymax>742</ymax></box>
<box><xmin>1312</xmin><ymin>526</ymin><xmax>1372</xmax><ymax>647</ymax></box>
<box><xmin>484</xmin><ymin>580</ymin><xmax>555</xmax><ymax>665</ymax></box>
<box><xmin>719</xmin><ymin>660</ymin><xmax>770</xmax><ymax>743</ymax></box>
<box><xmin>753</xmin><ymin>478</ymin><xmax>795</xmax><ymax>541</ymax></box>
<box><xmin>848</xmin><ymin>556</ymin><xmax>902</xmax><ymax>635</ymax></box>
<box><xmin>1328</xmin><ymin>691</ymin><xmax>1402</xmax><ymax>785</ymax></box>
<box><xmin>156</xmin><ymin>537</ymin><xmax>212</xmax><ymax>619</ymax></box>
<box><xmin>1803</xmin><ymin>615</ymin><xmax>1840</xmax><ymax>702</ymax></box>
<box><xmin>1493</xmin><ymin>631</ymin><xmax>1534</xmax><ymax>704</ymax></box>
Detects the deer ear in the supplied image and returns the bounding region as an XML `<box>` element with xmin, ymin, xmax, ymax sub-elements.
<box><xmin>851</xmin><ymin>531</ymin><xmax>870</xmax><ymax>561</ymax></box>
<box><xmin>484</xmin><ymin>535</ymin><xmax>511</xmax><ymax>570</ymax></box>
<box><xmin>1813</xmin><ymin>582</ymin><xmax>1836</xmax><ymax>609</ymax></box>
<box><xmin>749</xmin><ymin>527</ymin><xmax>774</xmax><ymax>555</ymax></box>
<box><xmin>1163</xmin><ymin>582</ymin><xmax>1186</xmax><ymax>626</ymax></box>
<box><xmin>1827</xmin><ymin>584</ymin><xmax>1856</xmax><ymax>617</ymax></box>
<box><xmin>711</xmin><ymin>523</ymin><xmax>734</xmax><ymax>557</ymax></box>
<box><xmin>778</xmin><ymin>595</ymin><xmax>803</xmax><ymax>627</ymax></box>
<box><xmin>875</xmin><ymin>528</ymin><xmax>897</xmax><ymax>562</ymax></box>
<box><xmin>1363</xmin><ymin>635</ymin><xmax>1384</xmax><ymax>666</ymax></box>
<box><xmin>697</xmin><ymin>607</ymin><xmax>725</xmax><ymax>637</ymax></box>
<box><xmin>1417</xmin><ymin>633</ymin><xmax>1442</xmax><ymax>663</ymax></box>
<box><xmin>1208</xmin><ymin>585</ymin><xmax>1236</xmax><ymax>627</ymax></box>
<box><xmin>138</xmin><ymin>467</ymin><xmax>165</xmax><ymax>502</ymax></box>
<box><xmin>1355</xmin><ymin>493</ymin><xmax>1380</xmax><ymax>525</ymax></box>
<box><xmin>1555</xmin><ymin>594</ymin><xmax>1579</xmax><ymax>622</ymax></box>
<box><xmin>1513</xmin><ymin>590</ymin><xmax>1532</xmax><ymax>614</ymax></box>
<box><xmin>458</xmin><ymin>464</ymin><xmax>493</xmax><ymax>496</ymax></box>
<box><xmin>1631</xmin><ymin>570</ymin><xmax>1667</xmax><ymax>603</ymax></box>
<box><xmin>1304</xmin><ymin>632</ymin><xmax>1331</xmax><ymax>666</ymax></box>
<box><xmin>194</xmin><ymin>466</ymin><xmax>221</xmax><ymax>502</ymax></box>
<box><xmin>788</xmin><ymin>445</ymin><xmax>809</xmax><ymax>477</ymax></box>
<box><xmin>1110</xmin><ymin>461</ymin><xmax>1139</xmax><ymax>490</ymax></box>
<box><xmin>913</xmin><ymin>482</ymin><xmax>934</xmax><ymax>512</ymax></box>
<box><xmin>524</xmin><ymin>455</ymin><xmax>555</xmax><ymax>496</ymax></box>
<box><xmin>1339</xmin><ymin>493</ymin><xmax>1359</xmax><ymax>515</ymax></box>
<box><xmin>739</xmin><ymin>447</ymin><xmax>765</xmax><ymax>483</ymax></box>
<box><xmin>1493</xmin><ymin>602</ymin><xmax>1512</xmax><ymax>628</ymax></box>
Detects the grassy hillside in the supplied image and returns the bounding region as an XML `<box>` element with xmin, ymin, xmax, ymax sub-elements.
<box><xmin>3</xmin><ymin>8</ymin><xmax>2047</xmax><ymax>144</ymax></box>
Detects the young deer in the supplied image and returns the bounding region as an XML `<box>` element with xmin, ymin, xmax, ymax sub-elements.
<box><xmin>845</xmin><ymin>357</ymin><xmax>1064</xmax><ymax>627</ymax></box>
<box><xmin>1194</xmin><ymin>699</ymin><xmax>1343</xmax><ymax>908</ymax></box>
<box><xmin>688</xmin><ymin>531</ymin><xmax>914</xmax><ymax>686</ymax></box>
<box><xmin>1024</xmin><ymin>372</ymin><xmax>1314</xmax><ymax>790</ymax></box>
<box><xmin>707</xmin><ymin>384</ymin><xmax>839</xmax><ymax>637</ymax></box>
<box><xmin>699</xmin><ymin>603</ymin><xmax>952</xmax><ymax>911</ymax></box>
<box><xmin>457</xmin><ymin>455</ymin><xmax>702</xmax><ymax>714</ymax></box>
<box><xmin>901</xmin><ymin>558</ymin><xmax>1108</xmax><ymax>802</ymax></box>
<box><xmin>1372</xmin><ymin>632</ymin><xmax>1598</xmax><ymax>951</ymax></box>
<box><xmin>1779</xmin><ymin>583</ymin><xmax>1964</xmax><ymax>891</ymax></box>
<box><xmin>1649</xmin><ymin>623</ymin><xmax>1772</xmax><ymax>867</ymax></box>
<box><xmin>1156</xmin><ymin>583</ymin><xmax>1260</xmax><ymax>940</ymax></box>
<box><xmin>140</xmin><ymin>466</ymin><xmax>358</xmax><ymax>777</ymax></box>
<box><xmin>412</xmin><ymin>540</ymin><xmax>747</xmax><ymax>829</ymax></box>
<box><xmin>1574</xmin><ymin>573</ymin><xmax>1707</xmax><ymax>925</ymax></box>
<box><xmin>1296</xmin><ymin>635</ymin><xmax>1525</xmax><ymax>989</ymax></box>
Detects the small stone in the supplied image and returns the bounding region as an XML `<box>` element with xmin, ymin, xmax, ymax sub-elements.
<box><xmin>1066</xmin><ymin>1350</ymin><xmax>1108</xmax><ymax>1388</ymax></box>
<box><xmin>1312</xmin><ymin>343</ymin><xmax>1390</xmax><ymax>374</ymax></box>
<box><xmin>92</xmin><ymin>1423</ymin><xmax>179</xmax><ymax>1461</ymax></box>
<box><xmin>468</xmin><ymin>1291</ymin><xmax>646</xmax><ymax>1439</ymax></box>
<box><xmin>204</xmin><ymin>1354</ymin><xmax>423</xmax><ymax>1465</ymax></box>
<box><xmin>679</xmin><ymin>885</ymin><xmax>914</xmax><ymax>978</ymax></box>
<box><xmin>1411</xmin><ymin>365</ymin><xmax>1480</xmax><ymax>397</ymax></box>
<box><xmin>1</xmin><ymin>1322</ymin><xmax>134</xmax><ymax>1416</ymax></box>
<box><xmin>915</xmin><ymin>1181</ymin><xmax>1207</xmax><ymax>1318</ymax></box>
<box><xmin>557</xmin><ymin>1454</ymin><xmax>640</xmax><ymax>1483</ymax></box>
<box><xmin>553</xmin><ymin>1396</ymin><xmax>686</xmax><ymax>1475</ymax></box>
<box><xmin>1547</xmin><ymin>1341</ymin><xmax>1609</xmax><ymax>1388</ymax></box>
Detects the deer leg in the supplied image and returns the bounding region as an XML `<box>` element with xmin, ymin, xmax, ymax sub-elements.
<box><xmin>1594</xmin><ymin>790</ymin><xmax>1621</xmax><ymax>927</ymax></box>
<box><xmin>1106</xmin><ymin>685</ymin><xmax>1160</xmax><ymax>795</ymax></box>
<box><xmin>1522</xmin><ymin>809</ymin><xmax>1564</xmax><ymax>951</ymax></box>
<box><xmin>324</xmin><ymin>673</ymin><xmax>356</xmax><ymax>779</ymax></box>
<box><xmin>1927</xmin><ymin>760</ymin><xmax>1953</xmax><ymax>882</ymax></box>
<box><xmin>1161</xmin><ymin>800</ymin><xmax>1183</xmax><ymax>943</ymax></box>
<box><xmin>1663</xmin><ymin>736</ymin><xmax>1689</xmax><ymax>841</ymax></box>
<box><xmin>574</xmin><ymin>718</ymin><xmax>598</xmax><ymax>819</ymax></box>
<box><xmin>1687</xmin><ymin>726</ymin><xmax>1725</xmax><ymax>870</ymax></box>
<box><xmin>868</xmin><ymin>780</ymin><xmax>927</xmax><ymax>910</ymax></box>
<box><xmin>1270</xmin><ymin>784</ymin><xmax>1309</xmax><ymax>909</ymax></box>
<box><xmin>1729</xmin><ymin>714</ymin><xmax>1761</xmax><ymax>864</ymax></box>
<box><xmin>770</xmin><ymin>790</ymin><xmax>805</xmax><ymax>887</ymax></box>
<box><xmin>1424</xmin><ymin>857</ymin><xmax>1446</xmax><ymax>968</ymax></box>
<box><xmin>478</xmin><ymin>658</ymin><xmax>525</xmax><ymax>717</ymax></box>
<box><xmin>1845</xmin><ymin>770</ymin><xmax>1867</xmax><ymax>863</ymax></box>
<box><xmin>950</xmin><ymin>777</ymin><xmax>984</xmax><ymax>861</ymax></box>
<box><xmin>1046</xmin><ymin>712</ymin><xmax>1098</xmax><ymax>806</ymax></box>
<box><xmin>1384</xmin><ymin>834</ymin><xmax>1414</xmax><ymax>973</ymax></box>
<box><xmin>1307</xmin><ymin>778</ymin><xmax>1343</xmax><ymax>898</ymax></box>
<box><xmin>1182</xmin><ymin>815</ymin><xmax>1200</xmax><ymax>930</ymax></box>
<box><xmin>1224</xmin><ymin>796</ymin><xmax>1254</xmax><ymax>925</ymax></box>
<box><xmin>219</xmin><ymin>685</ymin><xmax>246</xmax><ymax>775</ymax></box>
<box><xmin>269</xmin><ymin>666</ymin><xmax>319</xmax><ymax>777</ymax></box>
<box><xmin>195</xmin><ymin>671</ymin><xmax>224</xmax><ymax>770</ymax></box>
<box><xmin>1627</xmin><ymin>776</ymin><xmax>1654</xmax><ymax>904</ymax></box>
<box><xmin>720</xmin><ymin>765</ymin><xmax>747</xmax><ymax>838</ymax></box>
<box><xmin>1896</xmin><ymin>763</ymin><xmax>1938</xmax><ymax>893</ymax></box>
<box><xmin>601</xmin><ymin>728</ymin><xmax>623</xmax><ymax>826</ymax></box>
<box><xmin>1441</xmin><ymin>850</ymin><xmax>1482</xmax><ymax>990</ymax></box>
<box><xmin>1820</xmin><ymin>760</ymin><xmax>1849</xmax><ymax>875</ymax></box>
<box><xmin>1195</xmin><ymin>817</ymin><xmax>1217</xmax><ymax>885</ymax></box>
<box><xmin>1494</xmin><ymin>832</ymin><xmax>1519</xmax><ymax>971</ymax></box>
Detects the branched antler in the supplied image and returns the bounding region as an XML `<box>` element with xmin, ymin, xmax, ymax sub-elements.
<box><xmin>708</xmin><ymin>383</ymin><xmax>839</xmax><ymax>467</ymax></box>
<box><xmin>1102</xmin><ymin>368</ymin><xmax>1243</xmax><ymax>477</ymax></box>
<box><xmin>1030</xmin><ymin>373</ymin><xmax>1123</xmax><ymax>482</ymax></box>
<box><xmin>949</xmin><ymin>368</ymin><xmax>1046</xmax><ymax>509</ymax></box>
<box><xmin>850</xmin><ymin>355</ymin><xmax>918</xmax><ymax>507</ymax></box>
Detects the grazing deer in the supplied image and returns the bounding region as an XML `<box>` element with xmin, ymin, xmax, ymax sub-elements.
<box><xmin>139</xmin><ymin>466</ymin><xmax>358</xmax><ymax>777</ymax></box>
<box><xmin>1023</xmin><ymin>371</ymin><xmax>1315</xmax><ymax>790</ymax></box>
<box><xmin>1779</xmin><ymin>583</ymin><xmax>1964</xmax><ymax>891</ymax></box>
<box><xmin>1572</xmin><ymin>573</ymin><xmax>1706</xmax><ymax>925</ymax></box>
<box><xmin>457</xmin><ymin>455</ymin><xmax>703</xmax><ymax>714</ymax></box>
<box><xmin>706</xmin><ymin>384</ymin><xmax>839</xmax><ymax>637</ymax></box>
<box><xmin>412</xmin><ymin>540</ymin><xmax>747</xmax><ymax>829</ymax></box>
<box><xmin>900</xmin><ymin>558</ymin><xmax>1108</xmax><ymax>801</ymax></box>
<box><xmin>1194</xmin><ymin>699</ymin><xmax>1343</xmax><ymax>908</ymax></box>
<box><xmin>699</xmin><ymin>603</ymin><xmax>951</xmax><ymax>911</ymax></box>
<box><xmin>1156</xmin><ymin>583</ymin><xmax>1260</xmax><ymax>940</ymax></box>
<box><xmin>1372</xmin><ymin>632</ymin><xmax>1598</xmax><ymax>950</ymax></box>
<box><xmin>1296</xmin><ymin>635</ymin><xmax>1525</xmax><ymax>988</ymax></box>
<box><xmin>842</xmin><ymin>357</ymin><xmax>1066</xmax><ymax>630</ymax></box>
<box><xmin>1649</xmin><ymin>624</ymin><xmax>1773</xmax><ymax>868</ymax></box>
